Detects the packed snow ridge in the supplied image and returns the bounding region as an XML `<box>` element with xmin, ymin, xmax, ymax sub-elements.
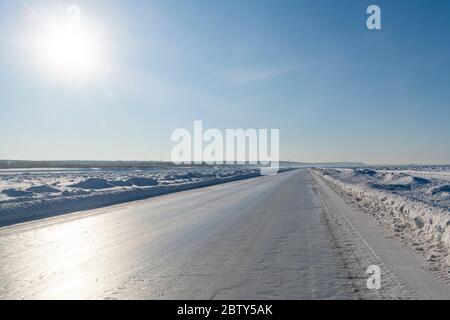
<box><xmin>314</xmin><ymin>166</ymin><xmax>450</xmax><ymax>265</ymax></box>
<box><xmin>0</xmin><ymin>167</ymin><xmax>265</xmax><ymax>227</ymax></box>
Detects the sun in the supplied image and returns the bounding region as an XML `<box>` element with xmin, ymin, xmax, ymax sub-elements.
<box><xmin>34</xmin><ymin>16</ymin><xmax>105</xmax><ymax>81</ymax></box>
<box><xmin>41</xmin><ymin>25</ymin><xmax>99</xmax><ymax>77</ymax></box>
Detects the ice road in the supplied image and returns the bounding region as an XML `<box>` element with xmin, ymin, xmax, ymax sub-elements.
<box><xmin>1</xmin><ymin>170</ymin><xmax>450</xmax><ymax>299</ymax></box>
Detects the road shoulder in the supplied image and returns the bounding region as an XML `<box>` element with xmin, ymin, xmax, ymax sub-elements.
<box><xmin>311</xmin><ymin>170</ymin><xmax>450</xmax><ymax>299</ymax></box>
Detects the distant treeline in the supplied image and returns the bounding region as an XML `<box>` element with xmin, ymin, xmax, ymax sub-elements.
<box><xmin>0</xmin><ymin>160</ymin><xmax>177</xmax><ymax>169</ymax></box>
<box><xmin>293</xmin><ymin>162</ymin><xmax>366</xmax><ymax>168</ymax></box>
<box><xmin>0</xmin><ymin>160</ymin><xmax>366</xmax><ymax>169</ymax></box>
<box><xmin>0</xmin><ymin>160</ymin><xmax>264</xmax><ymax>169</ymax></box>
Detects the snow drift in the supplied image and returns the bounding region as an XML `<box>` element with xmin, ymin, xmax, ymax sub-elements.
<box><xmin>314</xmin><ymin>167</ymin><xmax>450</xmax><ymax>263</ymax></box>
<box><xmin>0</xmin><ymin>167</ymin><xmax>262</xmax><ymax>227</ymax></box>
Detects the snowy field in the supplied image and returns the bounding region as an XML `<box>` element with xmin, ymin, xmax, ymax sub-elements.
<box><xmin>315</xmin><ymin>165</ymin><xmax>450</xmax><ymax>266</ymax></box>
<box><xmin>0</xmin><ymin>166</ymin><xmax>260</xmax><ymax>227</ymax></box>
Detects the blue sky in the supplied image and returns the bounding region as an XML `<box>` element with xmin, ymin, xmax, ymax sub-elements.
<box><xmin>1</xmin><ymin>0</ymin><xmax>450</xmax><ymax>164</ymax></box>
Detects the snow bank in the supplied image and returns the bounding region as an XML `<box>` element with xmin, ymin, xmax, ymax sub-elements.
<box><xmin>26</xmin><ymin>185</ymin><xmax>61</xmax><ymax>193</ymax></box>
<box><xmin>69</xmin><ymin>178</ymin><xmax>115</xmax><ymax>190</ymax></box>
<box><xmin>0</xmin><ymin>168</ymin><xmax>261</xmax><ymax>227</ymax></box>
<box><xmin>428</xmin><ymin>184</ymin><xmax>450</xmax><ymax>196</ymax></box>
<box><xmin>370</xmin><ymin>175</ymin><xmax>431</xmax><ymax>191</ymax></box>
<box><xmin>314</xmin><ymin>168</ymin><xmax>450</xmax><ymax>257</ymax></box>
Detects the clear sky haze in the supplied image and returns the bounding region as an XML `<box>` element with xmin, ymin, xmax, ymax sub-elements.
<box><xmin>1</xmin><ymin>0</ymin><xmax>450</xmax><ymax>164</ymax></box>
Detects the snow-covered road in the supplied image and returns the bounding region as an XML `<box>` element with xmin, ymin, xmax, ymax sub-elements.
<box><xmin>1</xmin><ymin>170</ymin><xmax>449</xmax><ymax>299</ymax></box>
